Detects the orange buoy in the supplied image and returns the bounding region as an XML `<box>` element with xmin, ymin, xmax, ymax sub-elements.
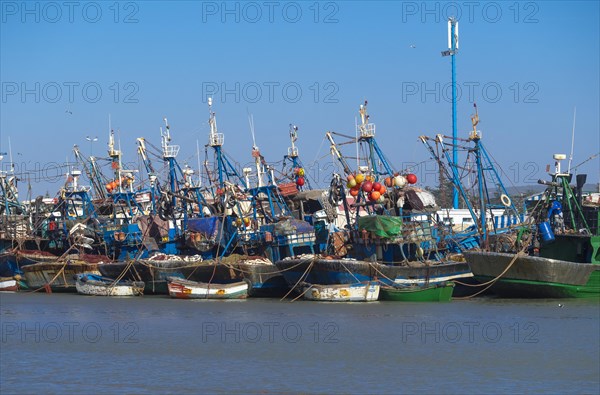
<box><xmin>369</xmin><ymin>190</ymin><xmax>381</xmax><ymax>201</ymax></box>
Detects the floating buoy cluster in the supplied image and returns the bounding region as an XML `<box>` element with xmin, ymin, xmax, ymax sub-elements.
<box><xmin>105</xmin><ymin>178</ymin><xmax>132</xmax><ymax>192</ymax></box>
<box><xmin>347</xmin><ymin>172</ymin><xmax>418</xmax><ymax>202</ymax></box>
<box><xmin>294</xmin><ymin>167</ymin><xmax>305</xmax><ymax>187</ymax></box>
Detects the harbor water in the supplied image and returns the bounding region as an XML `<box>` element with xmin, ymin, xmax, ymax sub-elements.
<box><xmin>1</xmin><ymin>293</ymin><xmax>598</xmax><ymax>394</ymax></box>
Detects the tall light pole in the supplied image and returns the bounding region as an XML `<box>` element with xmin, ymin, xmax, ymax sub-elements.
<box><xmin>86</xmin><ymin>136</ymin><xmax>98</xmax><ymax>157</ymax></box>
<box><xmin>442</xmin><ymin>17</ymin><xmax>459</xmax><ymax>209</ymax></box>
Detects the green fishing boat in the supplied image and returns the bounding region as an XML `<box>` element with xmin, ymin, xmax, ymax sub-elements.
<box><xmin>464</xmin><ymin>153</ymin><xmax>600</xmax><ymax>299</ymax></box>
<box><xmin>380</xmin><ymin>282</ymin><xmax>455</xmax><ymax>302</ymax></box>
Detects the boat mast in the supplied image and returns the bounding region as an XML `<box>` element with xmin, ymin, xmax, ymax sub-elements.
<box><xmin>161</xmin><ymin>117</ymin><xmax>180</xmax><ymax>209</ymax></box>
<box><xmin>326</xmin><ymin>132</ymin><xmax>353</xmax><ymax>175</ymax></box>
<box><xmin>356</xmin><ymin>101</ymin><xmax>394</xmax><ymax>177</ymax></box>
<box><xmin>288</xmin><ymin>124</ymin><xmax>299</xmax><ymax>169</ymax></box>
<box><xmin>567</xmin><ymin>107</ymin><xmax>576</xmax><ymax>174</ymax></box>
<box><xmin>207</xmin><ymin>97</ymin><xmax>246</xmax><ymax>191</ymax></box>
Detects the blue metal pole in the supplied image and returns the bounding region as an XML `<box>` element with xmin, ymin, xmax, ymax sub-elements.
<box><xmin>475</xmin><ymin>140</ymin><xmax>486</xmax><ymax>241</ymax></box>
<box><xmin>451</xmin><ymin>19</ymin><xmax>459</xmax><ymax>209</ymax></box>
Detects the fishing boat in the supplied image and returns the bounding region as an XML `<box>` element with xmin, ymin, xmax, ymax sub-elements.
<box><xmin>21</xmin><ymin>254</ymin><xmax>106</xmax><ymax>292</ymax></box>
<box><xmin>277</xmin><ymin>255</ymin><xmax>470</xmax><ymax>288</ymax></box>
<box><xmin>167</xmin><ymin>277</ymin><xmax>249</xmax><ymax>299</ymax></box>
<box><xmin>379</xmin><ymin>282</ymin><xmax>455</xmax><ymax>302</ymax></box>
<box><xmin>425</xmin><ymin>105</ymin><xmax>599</xmax><ymax>298</ymax></box>
<box><xmin>98</xmin><ymin>254</ymin><xmax>205</xmax><ymax>294</ymax></box>
<box><xmin>0</xmin><ymin>276</ymin><xmax>18</xmax><ymax>292</ymax></box>
<box><xmin>99</xmin><ymin>253</ymin><xmax>288</xmax><ymax>296</ymax></box>
<box><xmin>75</xmin><ymin>273</ymin><xmax>144</xmax><ymax>296</ymax></box>
<box><xmin>301</xmin><ymin>282</ymin><xmax>380</xmax><ymax>302</ymax></box>
<box><xmin>463</xmin><ymin>250</ymin><xmax>599</xmax><ymax>298</ymax></box>
<box><xmin>0</xmin><ymin>249</ymin><xmax>59</xmax><ymax>277</ymax></box>
<box><xmin>277</xmin><ymin>101</ymin><xmax>474</xmax><ymax>291</ymax></box>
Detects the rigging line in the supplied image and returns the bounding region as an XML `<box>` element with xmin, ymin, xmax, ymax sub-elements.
<box><xmin>483</xmin><ymin>145</ymin><xmax>523</xmax><ymax>192</ymax></box>
<box><xmin>329</xmin><ymin>131</ymin><xmax>358</xmax><ymax>140</ymax></box>
<box><xmin>307</xmin><ymin>137</ymin><xmax>327</xmax><ymax>169</ymax></box>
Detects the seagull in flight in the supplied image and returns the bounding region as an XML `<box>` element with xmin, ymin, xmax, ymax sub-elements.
<box><xmin>65</xmin><ymin>109</ymin><xmax>73</xmax><ymax>115</ymax></box>
<box><xmin>409</xmin><ymin>44</ymin><xmax>416</xmax><ymax>48</ymax></box>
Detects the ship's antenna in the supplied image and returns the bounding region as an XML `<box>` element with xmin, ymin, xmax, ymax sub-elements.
<box><xmin>8</xmin><ymin>137</ymin><xmax>14</xmax><ymax>173</ymax></box>
<box><xmin>247</xmin><ymin>109</ymin><xmax>257</xmax><ymax>148</ymax></box>
<box><xmin>568</xmin><ymin>107</ymin><xmax>577</xmax><ymax>174</ymax></box>
<box><xmin>355</xmin><ymin>116</ymin><xmax>359</xmax><ymax>170</ymax></box>
<box><xmin>196</xmin><ymin>139</ymin><xmax>202</xmax><ymax>186</ymax></box>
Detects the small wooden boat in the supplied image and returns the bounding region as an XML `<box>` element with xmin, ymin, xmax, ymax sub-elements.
<box><xmin>167</xmin><ymin>277</ymin><xmax>249</xmax><ymax>299</ymax></box>
<box><xmin>0</xmin><ymin>276</ymin><xmax>18</xmax><ymax>292</ymax></box>
<box><xmin>301</xmin><ymin>282</ymin><xmax>380</xmax><ymax>302</ymax></box>
<box><xmin>380</xmin><ymin>282</ymin><xmax>455</xmax><ymax>302</ymax></box>
<box><xmin>22</xmin><ymin>260</ymin><xmax>101</xmax><ymax>292</ymax></box>
<box><xmin>75</xmin><ymin>273</ymin><xmax>144</xmax><ymax>296</ymax></box>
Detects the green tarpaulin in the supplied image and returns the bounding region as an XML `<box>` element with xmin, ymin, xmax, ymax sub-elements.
<box><xmin>358</xmin><ymin>215</ymin><xmax>403</xmax><ymax>238</ymax></box>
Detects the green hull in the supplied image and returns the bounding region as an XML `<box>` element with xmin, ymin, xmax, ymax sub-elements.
<box><xmin>380</xmin><ymin>283</ymin><xmax>454</xmax><ymax>302</ymax></box>
<box><xmin>475</xmin><ymin>270</ymin><xmax>600</xmax><ymax>299</ymax></box>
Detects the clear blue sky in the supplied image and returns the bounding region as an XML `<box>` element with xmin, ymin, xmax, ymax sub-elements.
<box><xmin>1</xmin><ymin>1</ymin><xmax>599</xmax><ymax>197</ymax></box>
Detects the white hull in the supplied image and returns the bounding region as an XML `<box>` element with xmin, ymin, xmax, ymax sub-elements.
<box><xmin>0</xmin><ymin>279</ymin><xmax>18</xmax><ymax>292</ymax></box>
<box><xmin>75</xmin><ymin>280</ymin><xmax>144</xmax><ymax>296</ymax></box>
<box><xmin>302</xmin><ymin>282</ymin><xmax>380</xmax><ymax>302</ymax></box>
<box><xmin>168</xmin><ymin>278</ymin><xmax>248</xmax><ymax>299</ymax></box>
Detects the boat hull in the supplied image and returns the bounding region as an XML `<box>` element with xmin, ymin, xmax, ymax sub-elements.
<box><xmin>98</xmin><ymin>260</ymin><xmax>195</xmax><ymax>295</ymax></box>
<box><xmin>380</xmin><ymin>282</ymin><xmax>455</xmax><ymax>302</ymax></box>
<box><xmin>275</xmin><ymin>258</ymin><xmax>472</xmax><ymax>289</ymax></box>
<box><xmin>167</xmin><ymin>278</ymin><xmax>248</xmax><ymax>299</ymax></box>
<box><xmin>22</xmin><ymin>262</ymin><xmax>100</xmax><ymax>292</ymax></box>
<box><xmin>0</xmin><ymin>250</ymin><xmax>59</xmax><ymax>277</ymax></box>
<box><xmin>75</xmin><ymin>274</ymin><xmax>144</xmax><ymax>296</ymax></box>
<box><xmin>0</xmin><ymin>278</ymin><xmax>18</xmax><ymax>292</ymax></box>
<box><xmin>302</xmin><ymin>282</ymin><xmax>380</xmax><ymax>302</ymax></box>
<box><xmin>99</xmin><ymin>258</ymin><xmax>287</xmax><ymax>297</ymax></box>
<box><xmin>464</xmin><ymin>251</ymin><xmax>600</xmax><ymax>298</ymax></box>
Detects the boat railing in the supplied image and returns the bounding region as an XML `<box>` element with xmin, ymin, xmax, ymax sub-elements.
<box><xmin>357</xmin><ymin>123</ymin><xmax>376</xmax><ymax>138</ymax></box>
<box><xmin>273</xmin><ymin>231</ymin><xmax>316</xmax><ymax>246</ymax></box>
<box><xmin>210</xmin><ymin>133</ymin><xmax>224</xmax><ymax>147</ymax></box>
<box><xmin>163</xmin><ymin>145</ymin><xmax>180</xmax><ymax>158</ymax></box>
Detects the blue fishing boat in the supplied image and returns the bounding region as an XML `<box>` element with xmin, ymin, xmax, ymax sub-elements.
<box><xmin>276</xmin><ymin>101</ymin><xmax>474</xmax><ymax>291</ymax></box>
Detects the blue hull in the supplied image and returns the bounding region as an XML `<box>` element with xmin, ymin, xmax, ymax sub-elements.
<box><xmin>275</xmin><ymin>258</ymin><xmax>472</xmax><ymax>287</ymax></box>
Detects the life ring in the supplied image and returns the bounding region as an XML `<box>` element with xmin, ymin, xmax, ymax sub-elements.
<box><xmin>500</xmin><ymin>194</ymin><xmax>511</xmax><ymax>207</ymax></box>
